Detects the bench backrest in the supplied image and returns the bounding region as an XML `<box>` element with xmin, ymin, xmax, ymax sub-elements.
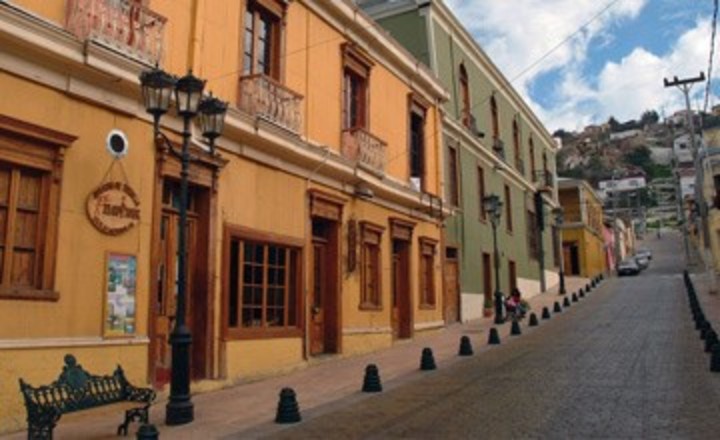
<box><xmin>19</xmin><ymin>355</ymin><xmax>130</xmax><ymax>415</ymax></box>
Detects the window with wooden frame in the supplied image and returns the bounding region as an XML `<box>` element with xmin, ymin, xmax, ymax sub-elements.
<box><xmin>504</xmin><ymin>184</ymin><xmax>512</xmax><ymax>232</ymax></box>
<box><xmin>360</xmin><ymin>221</ymin><xmax>383</xmax><ymax>310</ymax></box>
<box><xmin>242</xmin><ymin>0</ymin><xmax>284</xmax><ymax>79</ymax></box>
<box><xmin>225</xmin><ymin>229</ymin><xmax>302</xmax><ymax>338</ymax></box>
<box><xmin>513</xmin><ymin>119</ymin><xmax>521</xmax><ymax>171</ymax></box>
<box><xmin>447</xmin><ymin>145</ymin><xmax>460</xmax><ymax>207</ymax></box>
<box><xmin>0</xmin><ymin>116</ymin><xmax>73</xmax><ymax>301</ymax></box>
<box><xmin>490</xmin><ymin>95</ymin><xmax>499</xmax><ymax>140</ymax></box>
<box><xmin>478</xmin><ymin>166</ymin><xmax>486</xmax><ymax>221</ymax></box>
<box><xmin>529</xmin><ymin>136</ymin><xmax>536</xmax><ymax>179</ymax></box>
<box><xmin>419</xmin><ymin>237</ymin><xmax>437</xmax><ymax>308</ymax></box>
<box><xmin>409</xmin><ymin>98</ymin><xmax>426</xmax><ymax>191</ymax></box>
<box><xmin>342</xmin><ymin>44</ymin><xmax>372</xmax><ymax>130</ymax></box>
<box><xmin>459</xmin><ymin>64</ymin><xmax>470</xmax><ymax>128</ymax></box>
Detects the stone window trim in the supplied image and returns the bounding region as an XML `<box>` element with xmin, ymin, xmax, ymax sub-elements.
<box><xmin>0</xmin><ymin>115</ymin><xmax>75</xmax><ymax>301</ymax></box>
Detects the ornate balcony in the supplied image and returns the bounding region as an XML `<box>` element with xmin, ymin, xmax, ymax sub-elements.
<box><xmin>65</xmin><ymin>0</ymin><xmax>166</xmax><ymax>65</ymax></box>
<box><xmin>238</xmin><ymin>74</ymin><xmax>303</xmax><ymax>134</ymax></box>
<box><xmin>534</xmin><ymin>169</ymin><xmax>555</xmax><ymax>192</ymax></box>
<box><xmin>341</xmin><ymin>127</ymin><xmax>387</xmax><ymax>175</ymax></box>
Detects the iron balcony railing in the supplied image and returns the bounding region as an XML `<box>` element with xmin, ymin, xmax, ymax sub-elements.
<box><xmin>534</xmin><ymin>169</ymin><xmax>555</xmax><ymax>190</ymax></box>
<box><xmin>65</xmin><ymin>0</ymin><xmax>166</xmax><ymax>65</ymax></box>
<box><xmin>515</xmin><ymin>157</ymin><xmax>525</xmax><ymax>175</ymax></box>
<box><xmin>238</xmin><ymin>74</ymin><xmax>303</xmax><ymax>134</ymax></box>
<box><xmin>341</xmin><ymin>127</ymin><xmax>387</xmax><ymax>175</ymax></box>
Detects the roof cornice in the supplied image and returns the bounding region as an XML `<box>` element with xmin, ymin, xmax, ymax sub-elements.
<box><xmin>429</xmin><ymin>0</ymin><xmax>557</xmax><ymax>151</ymax></box>
<box><xmin>300</xmin><ymin>0</ymin><xmax>449</xmax><ymax>103</ymax></box>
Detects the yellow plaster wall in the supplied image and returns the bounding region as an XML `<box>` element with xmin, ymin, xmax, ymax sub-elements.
<box><xmin>330</xmin><ymin>190</ymin><xmax>444</xmax><ymax>333</ymax></box>
<box><xmin>11</xmin><ymin>0</ymin><xmax>65</xmax><ymax>25</ymax></box>
<box><xmin>562</xmin><ymin>227</ymin><xmax>605</xmax><ymax>278</ymax></box>
<box><xmin>342</xmin><ymin>333</ymin><xmax>392</xmax><ymax>356</ymax></box>
<box><xmin>223</xmin><ymin>338</ymin><xmax>303</xmax><ymax>379</ymax></box>
<box><xmin>217</xmin><ymin>158</ymin><xmax>306</xmax><ymax>238</ymax></box>
<box><xmin>0</xmin><ymin>73</ymin><xmax>154</xmax><ymax>340</ymax></box>
<box><xmin>0</xmin><ymin>344</ymin><xmax>146</xmax><ymax>434</ymax></box>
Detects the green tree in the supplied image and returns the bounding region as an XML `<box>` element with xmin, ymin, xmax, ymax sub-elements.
<box><xmin>640</xmin><ymin>110</ymin><xmax>659</xmax><ymax>125</ymax></box>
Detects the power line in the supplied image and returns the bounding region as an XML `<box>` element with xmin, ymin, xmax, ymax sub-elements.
<box><xmin>704</xmin><ymin>0</ymin><xmax>718</xmax><ymax>113</ymax></box>
<box><xmin>384</xmin><ymin>0</ymin><xmax>624</xmax><ymax>168</ymax></box>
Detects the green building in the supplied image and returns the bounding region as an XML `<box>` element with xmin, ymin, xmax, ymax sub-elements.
<box><xmin>357</xmin><ymin>0</ymin><xmax>561</xmax><ymax>321</ymax></box>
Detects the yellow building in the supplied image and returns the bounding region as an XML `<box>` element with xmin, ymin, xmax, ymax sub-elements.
<box><xmin>558</xmin><ymin>179</ymin><xmax>606</xmax><ymax>279</ymax></box>
<box><xmin>0</xmin><ymin>0</ymin><xmax>449</xmax><ymax>432</ymax></box>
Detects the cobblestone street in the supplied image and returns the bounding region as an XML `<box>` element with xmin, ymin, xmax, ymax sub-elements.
<box><xmin>265</xmin><ymin>232</ymin><xmax>720</xmax><ymax>439</ymax></box>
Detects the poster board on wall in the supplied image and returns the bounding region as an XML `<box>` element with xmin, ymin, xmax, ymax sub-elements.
<box><xmin>104</xmin><ymin>252</ymin><xmax>137</xmax><ymax>337</ymax></box>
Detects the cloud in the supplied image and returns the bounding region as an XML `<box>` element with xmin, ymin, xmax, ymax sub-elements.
<box><xmin>445</xmin><ymin>0</ymin><xmax>646</xmax><ymax>86</ymax></box>
<box><xmin>545</xmin><ymin>18</ymin><xmax>717</xmax><ymax>130</ymax></box>
<box><xmin>445</xmin><ymin>0</ymin><xmax>718</xmax><ymax>131</ymax></box>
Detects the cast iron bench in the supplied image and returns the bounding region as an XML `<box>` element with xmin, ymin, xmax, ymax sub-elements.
<box><xmin>18</xmin><ymin>354</ymin><xmax>155</xmax><ymax>439</ymax></box>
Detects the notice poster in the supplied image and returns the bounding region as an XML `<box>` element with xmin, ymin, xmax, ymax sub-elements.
<box><xmin>104</xmin><ymin>253</ymin><xmax>137</xmax><ymax>337</ymax></box>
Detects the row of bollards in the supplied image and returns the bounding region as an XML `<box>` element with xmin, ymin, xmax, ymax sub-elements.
<box><xmin>683</xmin><ymin>270</ymin><xmax>720</xmax><ymax>372</ymax></box>
<box><xmin>265</xmin><ymin>274</ymin><xmax>609</xmax><ymax>428</ymax></box>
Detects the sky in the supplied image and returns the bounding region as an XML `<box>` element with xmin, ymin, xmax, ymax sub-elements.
<box><xmin>445</xmin><ymin>0</ymin><xmax>719</xmax><ymax>132</ymax></box>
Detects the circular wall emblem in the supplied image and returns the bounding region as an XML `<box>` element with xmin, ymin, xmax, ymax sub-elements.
<box><xmin>87</xmin><ymin>181</ymin><xmax>140</xmax><ymax>235</ymax></box>
<box><xmin>106</xmin><ymin>129</ymin><xmax>129</xmax><ymax>158</ymax></box>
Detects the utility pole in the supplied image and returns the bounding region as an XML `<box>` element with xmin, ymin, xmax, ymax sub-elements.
<box><xmin>664</xmin><ymin>72</ymin><xmax>716</xmax><ymax>292</ymax></box>
<box><xmin>611</xmin><ymin>173</ymin><xmax>621</xmax><ymax>271</ymax></box>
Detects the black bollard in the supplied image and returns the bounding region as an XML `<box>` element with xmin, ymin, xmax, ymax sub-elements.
<box><xmin>488</xmin><ymin>327</ymin><xmax>501</xmax><ymax>345</ymax></box>
<box><xmin>706</xmin><ymin>331</ymin><xmax>718</xmax><ymax>353</ymax></box>
<box><xmin>362</xmin><ymin>364</ymin><xmax>383</xmax><ymax>392</ymax></box>
<box><xmin>571</xmin><ymin>293</ymin><xmax>578</xmax><ymax>302</ymax></box>
<box><xmin>553</xmin><ymin>301</ymin><xmax>562</xmax><ymax>313</ymax></box>
<box><xmin>136</xmin><ymin>424</ymin><xmax>159</xmax><ymax>440</ymax></box>
<box><xmin>459</xmin><ymin>336</ymin><xmax>474</xmax><ymax>356</ymax></box>
<box><xmin>420</xmin><ymin>347</ymin><xmax>437</xmax><ymax>370</ymax></box>
<box><xmin>696</xmin><ymin>317</ymin><xmax>706</xmax><ymax>331</ymax></box>
<box><xmin>711</xmin><ymin>344</ymin><xmax>720</xmax><ymax>372</ymax></box>
<box><xmin>701</xmin><ymin>322</ymin><xmax>712</xmax><ymax>340</ymax></box>
<box><xmin>529</xmin><ymin>313</ymin><xmax>539</xmax><ymax>327</ymax></box>
<box><xmin>275</xmin><ymin>388</ymin><xmax>301</xmax><ymax>424</ymax></box>
<box><xmin>585</xmin><ymin>285</ymin><xmax>591</xmax><ymax>293</ymax></box>
<box><xmin>541</xmin><ymin>307</ymin><xmax>551</xmax><ymax>319</ymax></box>
<box><xmin>579</xmin><ymin>290</ymin><xmax>585</xmax><ymax>298</ymax></box>
<box><xmin>510</xmin><ymin>320</ymin><xmax>522</xmax><ymax>336</ymax></box>
<box><xmin>563</xmin><ymin>297</ymin><xmax>571</xmax><ymax>308</ymax></box>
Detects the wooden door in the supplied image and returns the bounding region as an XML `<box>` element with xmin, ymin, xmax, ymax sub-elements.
<box><xmin>443</xmin><ymin>253</ymin><xmax>460</xmax><ymax>324</ymax></box>
<box><xmin>482</xmin><ymin>252</ymin><xmax>492</xmax><ymax>304</ymax></box>
<box><xmin>151</xmin><ymin>181</ymin><xmax>205</xmax><ymax>387</ymax></box>
<box><xmin>310</xmin><ymin>238</ymin><xmax>327</xmax><ymax>355</ymax></box>
<box><xmin>391</xmin><ymin>240</ymin><xmax>411</xmax><ymax>338</ymax></box>
<box><xmin>153</xmin><ymin>212</ymin><xmax>197</xmax><ymax>385</ymax></box>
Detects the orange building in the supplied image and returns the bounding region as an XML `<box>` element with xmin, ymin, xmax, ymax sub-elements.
<box><xmin>0</xmin><ymin>0</ymin><xmax>448</xmax><ymax>433</ymax></box>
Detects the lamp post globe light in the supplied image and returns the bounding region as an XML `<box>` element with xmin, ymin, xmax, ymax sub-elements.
<box><xmin>140</xmin><ymin>67</ymin><xmax>227</xmax><ymax>426</ymax></box>
<box><xmin>553</xmin><ymin>207</ymin><xmax>566</xmax><ymax>295</ymax></box>
<box><xmin>483</xmin><ymin>194</ymin><xmax>504</xmax><ymax>324</ymax></box>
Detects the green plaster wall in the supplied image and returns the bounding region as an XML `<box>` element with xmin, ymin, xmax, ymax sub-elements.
<box><xmin>376</xmin><ymin>12</ymin><xmax>430</xmax><ymax>68</ymax></box>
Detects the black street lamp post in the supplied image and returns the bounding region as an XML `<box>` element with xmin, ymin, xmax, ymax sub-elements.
<box><xmin>140</xmin><ymin>67</ymin><xmax>227</xmax><ymax>426</ymax></box>
<box><xmin>553</xmin><ymin>207</ymin><xmax>566</xmax><ymax>295</ymax></box>
<box><xmin>483</xmin><ymin>194</ymin><xmax>504</xmax><ymax>324</ymax></box>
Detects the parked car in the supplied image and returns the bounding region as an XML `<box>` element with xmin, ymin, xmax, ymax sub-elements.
<box><xmin>618</xmin><ymin>259</ymin><xmax>641</xmax><ymax>276</ymax></box>
<box><xmin>634</xmin><ymin>254</ymin><xmax>650</xmax><ymax>270</ymax></box>
<box><xmin>636</xmin><ymin>248</ymin><xmax>652</xmax><ymax>260</ymax></box>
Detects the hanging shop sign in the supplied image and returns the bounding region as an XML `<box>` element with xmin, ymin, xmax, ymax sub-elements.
<box><xmin>87</xmin><ymin>181</ymin><xmax>141</xmax><ymax>235</ymax></box>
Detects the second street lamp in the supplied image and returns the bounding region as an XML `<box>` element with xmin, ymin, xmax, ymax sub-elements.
<box><xmin>553</xmin><ymin>207</ymin><xmax>566</xmax><ymax>295</ymax></box>
<box><xmin>140</xmin><ymin>67</ymin><xmax>227</xmax><ymax>426</ymax></box>
<box><xmin>483</xmin><ymin>194</ymin><xmax>504</xmax><ymax>324</ymax></box>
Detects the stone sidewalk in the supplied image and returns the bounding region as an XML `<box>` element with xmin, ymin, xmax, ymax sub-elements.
<box><xmin>2</xmin><ymin>276</ymin><xmax>598</xmax><ymax>439</ymax></box>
